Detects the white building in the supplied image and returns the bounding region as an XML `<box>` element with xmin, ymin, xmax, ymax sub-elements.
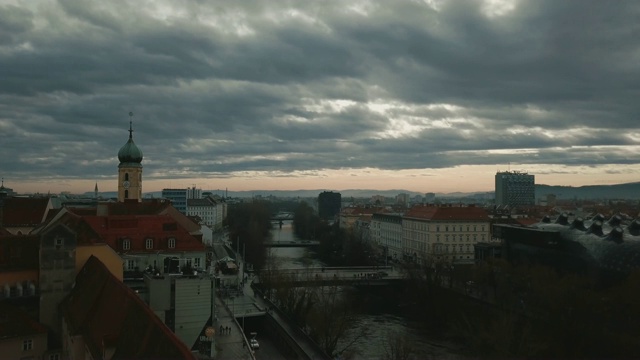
<box><xmin>370</xmin><ymin>213</ymin><xmax>403</xmax><ymax>261</ymax></box>
<box><xmin>187</xmin><ymin>196</ymin><xmax>227</xmax><ymax>231</ymax></box>
<box><xmin>402</xmin><ymin>205</ymin><xmax>491</xmax><ymax>265</ymax></box>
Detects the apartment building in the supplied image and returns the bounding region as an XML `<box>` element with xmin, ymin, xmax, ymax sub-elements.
<box><xmin>402</xmin><ymin>205</ymin><xmax>490</xmax><ymax>265</ymax></box>
<box><xmin>370</xmin><ymin>213</ymin><xmax>403</xmax><ymax>261</ymax></box>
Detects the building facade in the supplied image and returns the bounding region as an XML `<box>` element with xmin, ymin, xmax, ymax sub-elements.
<box><xmin>163</xmin><ymin>189</ymin><xmax>188</xmax><ymax>214</ymax></box>
<box><xmin>318</xmin><ymin>191</ymin><xmax>341</xmax><ymax>220</ymax></box>
<box><xmin>495</xmin><ymin>171</ymin><xmax>535</xmax><ymax>207</ymax></box>
<box><xmin>370</xmin><ymin>213</ymin><xmax>403</xmax><ymax>261</ymax></box>
<box><xmin>402</xmin><ymin>205</ymin><xmax>491</xmax><ymax>265</ymax></box>
<box><xmin>186</xmin><ymin>196</ymin><xmax>227</xmax><ymax>230</ymax></box>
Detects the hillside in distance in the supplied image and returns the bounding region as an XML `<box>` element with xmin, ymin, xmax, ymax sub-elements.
<box><xmin>535</xmin><ymin>182</ymin><xmax>640</xmax><ymax>200</ymax></box>
<box><xmin>93</xmin><ymin>182</ymin><xmax>640</xmax><ymax>201</ymax></box>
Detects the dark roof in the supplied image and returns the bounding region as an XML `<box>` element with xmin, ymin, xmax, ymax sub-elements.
<box><xmin>0</xmin><ymin>235</ymin><xmax>40</xmax><ymax>271</ymax></box>
<box><xmin>1</xmin><ymin>197</ymin><xmax>51</xmax><ymax>226</ymax></box>
<box><xmin>0</xmin><ymin>301</ymin><xmax>47</xmax><ymax>340</ymax></box>
<box><xmin>60</xmin><ymin>256</ymin><xmax>196</xmax><ymax>360</ymax></box>
<box><xmin>405</xmin><ymin>205</ymin><xmax>490</xmax><ymax>221</ymax></box>
<box><xmin>82</xmin><ymin>214</ymin><xmax>205</xmax><ymax>253</ymax></box>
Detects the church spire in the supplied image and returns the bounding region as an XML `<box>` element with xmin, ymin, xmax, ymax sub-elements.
<box><xmin>129</xmin><ymin>112</ymin><xmax>134</xmax><ymax>139</ymax></box>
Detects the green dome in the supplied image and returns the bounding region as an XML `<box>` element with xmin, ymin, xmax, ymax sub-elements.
<box><xmin>118</xmin><ymin>121</ymin><xmax>143</xmax><ymax>164</ymax></box>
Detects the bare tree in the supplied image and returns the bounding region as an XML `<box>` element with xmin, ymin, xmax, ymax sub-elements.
<box><xmin>306</xmin><ymin>285</ymin><xmax>368</xmax><ymax>357</ymax></box>
<box><xmin>381</xmin><ymin>331</ymin><xmax>414</xmax><ymax>360</ymax></box>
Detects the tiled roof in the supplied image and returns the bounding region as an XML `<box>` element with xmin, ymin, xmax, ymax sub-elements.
<box><xmin>0</xmin><ymin>235</ymin><xmax>39</xmax><ymax>271</ymax></box>
<box><xmin>83</xmin><ymin>214</ymin><xmax>205</xmax><ymax>253</ymax></box>
<box><xmin>60</xmin><ymin>256</ymin><xmax>196</xmax><ymax>359</ymax></box>
<box><xmin>1</xmin><ymin>197</ymin><xmax>51</xmax><ymax>226</ymax></box>
<box><xmin>187</xmin><ymin>198</ymin><xmax>213</xmax><ymax>207</ymax></box>
<box><xmin>0</xmin><ymin>301</ymin><xmax>47</xmax><ymax>340</ymax></box>
<box><xmin>405</xmin><ymin>205</ymin><xmax>490</xmax><ymax>221</ymax></box>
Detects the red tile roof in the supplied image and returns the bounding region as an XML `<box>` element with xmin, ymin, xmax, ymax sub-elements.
<box><xmin>405</xmin><ymin>205</ymin><xmax>490</xmax><ymax>221</ymax></box>
<box><xmin>0</xmin><ymin>301</ymin><xmax>47</xmax><ymax>340</ymax></box>
<box><xmin>60</xmin><ymin>256</ymin><xmax>196</xmax><ymax>359</ymax></box>
<box><xmin>1</xmin><ymin>197</ymin><xmax>51</xmax><ymax>226</ymax></box>
<box><xmin>82</xmin><ymin>215</ymin><xmax>205</xmax><ymax>253</ymax></box>
<box><xmin>0</xmin><ymin>235</ymin><xmax>39</xmax><ymax>271</ymax></box>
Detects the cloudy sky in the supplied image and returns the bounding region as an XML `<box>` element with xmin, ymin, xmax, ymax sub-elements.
<box><xmin>1</xmin><ymin>0</ymin><xmax>639</xmax><ymax>194</ymax></box>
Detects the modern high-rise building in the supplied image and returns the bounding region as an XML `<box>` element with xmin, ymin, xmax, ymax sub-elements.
<box><xmin>163</xmin><ymin>189</ymin><xmax>188</xmax><ymax>214</ymax></box>
<box><xmin>318</xmin><ymin>191</ymin><xmax>341</xmax><ymax>220</ymax></box>
<box><xmin>495</xmin><ymin>171</ymin><xmax>535</xmax><ymax>207</ymax></box>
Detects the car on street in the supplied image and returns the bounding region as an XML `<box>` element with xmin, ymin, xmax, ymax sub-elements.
<box><xmin>250</xmin><ymin>338</ymin><xmax>259</xmax><ymax>350</ymax></box>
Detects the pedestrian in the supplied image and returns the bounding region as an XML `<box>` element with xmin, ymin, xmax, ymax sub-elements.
<box><xmin>220</xmin><ymin>325</ymin><xmax>223</xmax><ymax>334</ymax></box>
<box><xmin>228</xmin><ymin>326</ymin><xmax>231</xmax><ymax>334</ymax></box>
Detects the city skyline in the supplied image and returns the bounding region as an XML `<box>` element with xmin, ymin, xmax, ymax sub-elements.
<box><xmin>2</xmin><ymin>1</ymin><xmax>639</xmax><ymax>194</ymax></box>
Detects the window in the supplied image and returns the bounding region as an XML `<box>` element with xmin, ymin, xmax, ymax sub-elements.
<box><xmin>436</xmin><ymin>226</ymin><xmax>440</xmax><ymax>232</ymax></box>
<box><xmin>124</xmin><ymin>173</ymin><xmax>129</xmax><ymax>181</ymax></box>
<box><xmin>125</xmin><ymin>259</ymin><xmax>136</xmax><ymax>270</ymax></box>
<box><xmin>145</xmin><ymin>238</ymin><xmax>154</xmax><ymax>249</ymax></box>
<box><xmin>49</xmin><ymin>354</ymin><xmax>60</xmax><ymax>360</ymax></box>
<box><xmin>122</xmin><ymin>239</ymin><xmax>130</xmax><ymax>250</ymax></box>
<box><xmin>194</xmin><ymin>257</ymin><xmax>201</xmax><ymax>268</ymax></box>
<box><xmin>168</xmin><ymin>238</ymin><xmax>176</xmax><ymax>249</ymax></box>
<box><xmin>55</xmin><ymin>237</ymin><xmax>64</xmax><ymax>248</ymax></box>
<box><xmin>23</xmin><ymin>339</ymin><xmax>33</xmax><ymax>351</ymax></box>
<box><xmin>124</xmin><ymin>190</ymin><xmax>129</xmax><ymax>199</ymax></box>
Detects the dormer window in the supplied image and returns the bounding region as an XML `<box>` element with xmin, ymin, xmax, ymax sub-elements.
<box><xmin>122</xmin><ymin>239</ymin><xmax>131</xmax><ymax>251</ymax></box>
<box><xmin>168</xmin><ymin>238</ymin><xmax>176</xmax><ymax>249</ymax></box>
<box><xmin>145</xmin><ymin>238</ymin><xmax>154</xmax><ymax>249</ymax></box>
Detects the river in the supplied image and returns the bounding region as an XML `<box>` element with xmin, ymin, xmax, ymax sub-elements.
<box><xmin>268</xmin><ymin>221</ymin><xmax>463</xmax><ymax>359</ymax></box>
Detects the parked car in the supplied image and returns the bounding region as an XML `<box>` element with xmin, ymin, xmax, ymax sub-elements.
<box><xmin>250</xmin><ymin>339</ymin><xmax>259</xmax><ymax>350</ymax></box>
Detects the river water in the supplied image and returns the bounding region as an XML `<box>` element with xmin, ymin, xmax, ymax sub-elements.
<box><xmin>269</xmin><ymin>221</ymin><xmax>463</xmax><ymax>359</ymax></box>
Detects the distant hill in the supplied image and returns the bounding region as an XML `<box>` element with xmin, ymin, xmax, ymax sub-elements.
<box><xmin>535</xmin><ymin>182</ymin><xmax>640</xmax><ymax>200</ymax></box>
<box><xmin>91</xmin><ymin>182</ymin><xmax>640</xmax><ymax>201</ymax></box>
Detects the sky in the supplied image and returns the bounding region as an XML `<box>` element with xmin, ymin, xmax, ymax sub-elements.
<box><xmin>1</xmin><ymin>0</ymin><xmax>639</xmax><ymax>195</ymax></box>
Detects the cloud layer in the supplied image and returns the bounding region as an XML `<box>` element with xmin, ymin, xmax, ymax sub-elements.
<box><xmin>1</xmin><ymin>0</ymin><xmax>639</xmax><ymax>192</ymax></box>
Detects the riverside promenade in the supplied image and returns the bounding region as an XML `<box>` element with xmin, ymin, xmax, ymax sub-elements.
<box><xmin>215</xmin><ymin>292</ymin><xmax>255</xmax><ymax>360</ymax></box>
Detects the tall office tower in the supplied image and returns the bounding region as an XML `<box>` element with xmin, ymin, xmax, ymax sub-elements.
<box><xmin>495</xmin><ymin>171</ymin><xmax>535</xmax><ymax>207</ymax></box>
<box><xmin>187</xmin><ymin>187</ymin><xmax>202</xmax><ymax>199</ymax></box>
<box><xmin>162</xmin><ymin>188</ymin><xmax>188</xmax><ymax>214</ymax></box>
<box><xmin>318</xmin><ymin>191</ymin><xmax>342</xmax><ymax>220</ymax></box>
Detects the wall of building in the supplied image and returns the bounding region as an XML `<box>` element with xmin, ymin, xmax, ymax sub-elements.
<box><xmin>39</xmin><ymin>224</ymin><xmax>77</xmax><ymax>338</ymax></box>
<box><xmin>0</xmin><ymin>332</ymin><xmax>47</xmax><ymax>360</ymax></box>
<box><xmin>174</xmin><ymin>277</ymin><xmax>214</xmax><ymax>350</ymax></box>
<box><xmin>76</xmin><ymin>244</ymin><xmax>124</xmax><ymax>281</ymax></box>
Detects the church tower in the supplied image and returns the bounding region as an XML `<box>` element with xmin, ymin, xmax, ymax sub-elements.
<box><xmin>117</xmin><ymin>115</ymin><xmax>143</xmax><ymax>202</ymax></box>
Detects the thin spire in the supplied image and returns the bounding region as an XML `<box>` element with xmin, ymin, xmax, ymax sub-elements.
<box><xmin>128</xmin><ymin>111</ymin><xmax>134</xmax><ymax>139</ymax></box>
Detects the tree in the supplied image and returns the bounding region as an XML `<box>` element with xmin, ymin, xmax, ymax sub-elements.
<box><xmin>306</xmin><ymin>285</ymin><xmax>368</xmax><ymax>358</ymax></box>
<box><xmin>226</xmin><ymin>201</ymin><xmax>271</xmax><ymax>270</ymax></box>
<box><xmin>381</xmin><ymin>331</ymin><xmax>414</xmax><ymax>360</ymax></box>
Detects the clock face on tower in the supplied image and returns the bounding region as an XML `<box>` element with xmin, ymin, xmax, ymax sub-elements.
<box><xmin>123</xmin><ymin>181</ymin><xmax>130</xmax><ymax>189</ymax></box>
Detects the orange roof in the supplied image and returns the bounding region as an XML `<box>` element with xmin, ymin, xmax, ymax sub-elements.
<box><xmin>405</xmin><ymin>205</ymin><xmax>490</xmax><ymax>221</ymax></box>
<box><xmin>60</xmin><ymin>256</ymin><xmax>196</xmax><ymax>359</ymax></box>
<box><xmin>0</xmin><ymin>301</ymin><xmax>47</xmax><ymax>339</ymax></box>
<box><xmin>82</xmin><ymin>214</ymin><xmax>205</xmax><ymax>253</ymax></box>
<box><xmin>1</xmin><ymin>197</ymin><xmax>50</xmax><ymax>226</ymax></box>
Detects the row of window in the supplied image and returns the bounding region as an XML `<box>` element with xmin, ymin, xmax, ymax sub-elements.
<box><xmin>124</xmin><ymin>257</ymin><xmax>201</xmax><ymax>271</ymax></box>
<box><xmin>122</xmin><ymin>238</ymin><xmax>176</xmax><ymax>251</ymax></box>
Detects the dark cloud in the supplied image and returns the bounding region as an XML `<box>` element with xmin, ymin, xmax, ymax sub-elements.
<box><xmin>1</xmin><ymin>0</ymin><xmax>639</xmax><ymax>188</ymax></box>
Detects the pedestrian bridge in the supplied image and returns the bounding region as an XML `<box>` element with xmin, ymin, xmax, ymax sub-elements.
<box><xmin>256</xmin><ymin>266</ymin><xmax>404</xmax><ymax>286</ymax></box>
<box><xmin>263</xmin><ymin>240</ymin><xmax>320</xmax><ymax>248</ymax></box>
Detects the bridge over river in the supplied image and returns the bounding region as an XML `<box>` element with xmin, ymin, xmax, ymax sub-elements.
<box><xmin>264</xmin><ymin>240</ymin><xmax>320</xmax><ymax>248</ymax></box>
<box><xmin>256</xmin><ymin>265</ymin><xmax>404</xmax><ymax>286</ymax></box>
